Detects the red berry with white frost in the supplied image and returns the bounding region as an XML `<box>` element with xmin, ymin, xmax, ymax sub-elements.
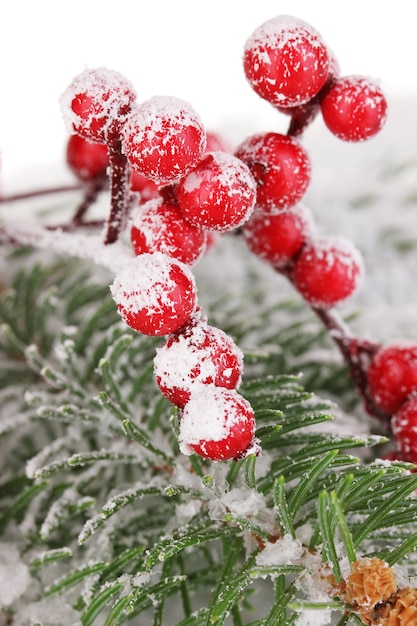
<box><xmin>110</xmin><ymin>252</ymin><xmax>198</xmax><ymax>336</ymax></box>
<box><xmin>153</xmin><ymin>319</ymin><xmax>244</xmax><ymax>408</ymax></box>
<box><xmin>243</xmin><ymin>15</ymin><xmax>330</xmax><ymax>108</ymax></box>
<box><xmin>179</xmin><ymin>387</ymin><xmax>256</xmax><ymax>461</ymax></box>
<box><xmin>122</xmin><ymin>95</ymin><xmax>207</xmax><ymax>185</ymax></box>
<box><xmin>60</xmin><ymin>67</ymin><xmax>136</xmax><ymax>143</ymax></box>
<box><xmin>235</xmin><ymin>132</ymin><xmax>311</xmax><ymax>211</ymax></box>
<box><xmin>320</xmin><ymin>75</ymin><xmax>388</xmax><ymax>142</ymax></box>
<box><xmin>367</xmin><ymin>343</ymin><xmax>417</xmax><ymax>415</ymax></box>
<box><xmin>242</xmin><ymin>204</ymin><xmax>312</xmax><ymax>268</ymax></box>
<box><xmin>391</xmin><ymin>396</ymin><xmax>417</xmax><ymax>464</ymax></box>
<box><xmin>130</xmin><ymin>198</ymin><xmax>207</xmax><ymax>265</ymax></box>
<box><xmin>175</xmin><ymin>152</ymin><xmax>257</xmax><ymax>232</ymax></box>
<box><xmin>292</xmin><ymin>236</ymin><xmax>364</xmax><ymax>308</ymax></box>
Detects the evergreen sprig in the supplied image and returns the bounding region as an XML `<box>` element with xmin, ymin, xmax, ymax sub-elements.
<box><xmin>1</xmin><ymin>247</ymin><xmax>417</xmax><ymax>625</ymax></box>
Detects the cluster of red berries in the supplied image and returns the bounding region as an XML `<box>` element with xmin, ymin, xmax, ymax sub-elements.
<box><xmin>59</xmin><ymin>14</ymin><xmax>417</xmax><ymax>465</ymax></box>
<box><xmin>243</xmin><ymin>15</ymin><xmax>387</xmax><ymax>142</ymax></box>
<box><xmin>60</xmin><ymin>66</ymin><xmax>258</xmax><ymax>461</ymax></box>
<box><xmin>367</xmin><ymin>344</ymin><xmax>417</xmax><ymax>464</ymax></box>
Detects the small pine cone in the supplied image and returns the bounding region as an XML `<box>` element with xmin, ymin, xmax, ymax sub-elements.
<box><xmin>375</xmin><ymin>587</ymin><xmax>417</xmax><ymax>625</ymax></box>
<box><xmin>344</xmin><ymin>558</ymin><xmax>398</xmax><ymax>609</ymax></box>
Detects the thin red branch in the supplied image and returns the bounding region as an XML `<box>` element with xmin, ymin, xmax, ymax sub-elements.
<box><xmin>278</xmin><ymin>262</ymin><xmax>390</xmax><ymax>425</ymax></box>
<box><xmin>104</xmin><ymin>124</ymin><xmax>133</xmax><ymax>245</ymax></box>
<box><xmin>0</xmin><ymin>184</ymin><xmax>82</xmax><ymax>203</ymax></box>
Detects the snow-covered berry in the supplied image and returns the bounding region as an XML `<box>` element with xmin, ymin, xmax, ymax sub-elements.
<box><xmin>242</xmin><ymin>204</ymin><xmax>312</xmax><ymax>267</ymax></box>
<box><xmin>292</xmin><ymin>236</ymin><xmax>364</xmax><ymax>308</ymax></box>
<box><xmin>392</xmin><ymin>396</ymin><xmax>417</xmax><ymax>464</ymax></box>
<box><xmin>66</xmin><ymin>134</ymin><xmax>109</xmax><ymax>182</ymax></box>
<box><xmin>235</xmin><ymin>132</ymin><xmax>311</xmax><ymax>211</ymax></box>
<box><xmin>60</xmin><ymin>67</ymin><xmax>136</xmax><ymax>143</ymax></box>
<box><xmin>367</xmin><ymin>343</ymin><xmax>417</xmax><ymax>415</ymax></box>
<box><xmin>320</xmin><ymin>75</ymin><xmax>388</xmax><ymax>142</ymax></box>
<box><xmin>130</xmin><ymin>198</ymin><xmax>207</xmax><ymax>265</ymax></box>
<box><xmin>122</xmin><ymin>95</ymin><xmax>206</xmax><ymax>185</ymax></box>
<box><xmin>179</xmin><ymin>387</ymin><xmax>256</xmax><ymax>461</ymax></box>
<box><xmin>243</xmin><ymin>15</ymin><xmax>330</xmax><ymax>108</ymax></box>
<box><xmin>154</xmin><ymin>319</ymin><xmax>243</xmax><ymax>408</ymax></box>
<box><xmin>110</xmin><ymin>252</ymin><xmax>198</xmax><ymax>336</ymax></box>
<box><xmin>175</xmin><ymin>152</ymin><xmax>257</xmax><ymax>231</ymax></box>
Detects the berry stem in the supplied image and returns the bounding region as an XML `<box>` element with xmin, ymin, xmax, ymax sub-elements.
<box><xmin>278</xmin><ymin>263</ymin><xmax>390</xmax><ymax>424</ymax></box>
<box><xmin>286</xmin><ymin>73</ymin><xmax>337</xmax><ymax>138</ymax></box>
<box><xmin>0</xmin><ymin>183</ymin><xmax>82</xmax><ymax>203</ymax></box>
<box><xmin>72</xmin><ymin>176</ymin><xmax>107</xmax><ymax>225</ymax></box>
<box><xmin>286</xmin><ymin>102</ymin><xmax>321</xmax><ymax>138</ymax></box>
<box><xmin>46</xmin><ymin>219</ymin><xmax>105</xmax><ymax>233</ymax></box>
<box><xmin>104</xmin><ymin>125</ymin><xmax>134</xmax><ymax>245</ymax></box>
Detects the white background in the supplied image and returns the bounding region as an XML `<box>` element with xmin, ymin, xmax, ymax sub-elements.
<box><xmin>0</xmin><ymin>0</ymin><xmax>416</xmax><ymax>178</ymax></box>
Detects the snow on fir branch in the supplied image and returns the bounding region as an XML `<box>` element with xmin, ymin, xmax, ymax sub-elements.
<box><xmin>1</xmin><ymin>11</ymin><xmax>417</xmax><ymax>626</ymax></box>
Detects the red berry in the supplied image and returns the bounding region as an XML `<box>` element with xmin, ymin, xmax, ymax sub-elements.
<box><xmin>292</xmin><ymin>236</ymin><xmax>364</xmax><ymax>308</ymax></box>
<box><xmin>235</xmin><ymin>132</ymin><xmax>311</xmax><ymax>211</ymax></box>
<box><xmin>122</xmin><ymin>95</ymin><xmax>206</xmax><ymax>185</ymax></box>
<box><xmin>66</xmin><ymin>134</ymin><xmax>109</xmax><ymax>182</ymax></box>
<box><xmin>130</xmin><ymin>169</ymin><xmax>160</xmax><ymax>202</ymax></box>
<box><xmin>243</xmin><ymin>15</ymin><xmax>329</xmax><ymax>108</ymax></box>
<box><xmin>110</xmin><ymin>252</ymin><xmax>198</xmax><ymax>336</ymax></box>
<box><xmin>367</xmin><ymin>343</ymin><xmax>417</xmax><ymax>415</ymax></box>
<box><xmin>242</xmin><ymin>204</ymin><xmax>312</xmax><ymax>267</ymax></box>
<box><xmin>320</xmin><ymin>75</ymin><xmax>388</xmax><ymax>142</ymax></box>
<box><xmin>60</xmin><ymin>67</ymin><xmax>136</xmax><ymax>143</ymax></box>
<box><xmin>179</xmin><ymin>387</ymin><xmax>256</xmax><ymax>461</ymax></box>
<box><xmin>153</xmin><ymin>319</ymin><xmax>243</xmax><ymax>408</ymax></box>
<box><xmin>176</xmin><ymin>152</ymin><xmax>256</xmax><ymax>231</ymax></box>
<box><xmin>130</xmin><ymin>198</ymin><xmax>207</xmax><ymax>265</ymax></box>
<box><xmin>392</xmin><ymin>396</ymin><xmax>417</xmax><ymax>463</ymax></box>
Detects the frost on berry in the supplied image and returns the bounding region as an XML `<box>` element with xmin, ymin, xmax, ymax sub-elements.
<box><xmin>179</xmin><ymin>387</ymin><xmax>256</xmax><ymax>461</ymax></box>
<box><xmin>367</xmin><ymin>343</ymin><xmax>417</xmax><ymax>415</ymax></box>
<box><xmin>292</xmin><ymin>236</ymin><xmax>364</xmax><ymax>308</ymax></box>
<box><xmin>66</xmin><ymin>134</ymin><xmax>109</xmax><ymax>182</ymax></box>
<box><xmin>320</xmin><ymin>75</ymin><xmax>388</xmax><ymax>142</ymax></box>
<box><xmin>60</xmin><ymin>67</ymin><xmax>136</xmax><ymax>143</ymax></box>
<box><xmin>392</xmin><ymin>396</ymin><xmax>417</xmax><ymax>464</ymax></box>
<box><xmin>235</xmin><ymin>132</ymin><xmax>311</xmax><ymax>211</ymax></box>
<box><xmin>130</xmin><ymin>197</ymin><xmax>207</xmax><ymax>265</ymax></box>
<box><xmin>110</xmin><ymin>252</ymin><xmax>198</xmax><ymax>336</ymax></box>
<box><xmin>121</xmin><ymin>95</ymin><xmax>207</xmax><ymax>185</ymax></box>
<box><xmin>176</xmin><ymin>151</ymin><xmax>257</xmax><ymax>231</ymax></box>
<box><xmin>242</xmin><ymin>204</ymin><xmax>313</xmax><ymax>268</ymax></box>
<box><xmin>153</xmin><ymin>319</ymin><xmax>243</xmax><ymax>408</ymax></box>
<box><xmin>243</xmin><ymin>15</ymin><xmax>329</xmax><ymax>108</ymax></box>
